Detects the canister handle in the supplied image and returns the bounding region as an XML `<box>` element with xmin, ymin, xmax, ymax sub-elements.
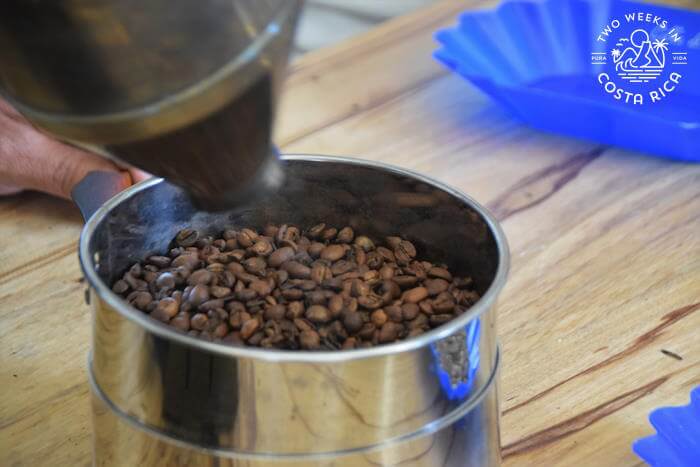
<box><xmin>70</xmin><ymin>170</ymin><xmax>128</xmax><ymax>222</ymax></box>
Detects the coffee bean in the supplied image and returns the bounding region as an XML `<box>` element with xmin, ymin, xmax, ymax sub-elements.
<box><xmin>357</xmin><ymin>293</ymin><xmax>384</xmax><ymax>310</ymax></box>
<box><xmin>342</xmin><ymin>337</ymin><xmax>357</xmax><ymax>349</ymax></box>
<box><xmin>428</xmin><ymin>267</ymin><xmax>452</xmax><ymax>281</ymax></box>
<box><xmin>210</xmin><ymin>286</ymin><xmax>232</xmax><ymax>298</ymax></box>
<box><xmin>172</xmin><ymin>254</ymin><xmax>199</xmax><ymax>270</ymax></box>
<box><xmin>112</xmin><ymin>279</ymin><xmax>129</xmax><ymax>294</ymax></box>
<box><xmin>385</xmin><ymin>305</ymin><xmax>404</xmax><ymax>323</ymax></box>
<box><xmin>425</xmin><ymin>278</ymin><xmax>449</xmax><ymax>296</ymax></box>
<box><xmin>430</xmin><ymin>314</ymin><xmax>453</xmax><ymax>326</ymax></box>
<box><xmin>176</xmin><ymin>228</ymin><xmax>199</xmax><ymax>247</ymax></box>
<box><xmin>354</xmin><ymin>236</ymin><xmax>375</xmax><ymax>252</ymax></box>
<box><xmin>250</xmin><ymin>279</ymin><xmax>273</xmax><ymax>297</ymax></box>
<box><xmin>310</xmin><ymin>263</ymin><xmax>332</xmax><ymax>284</ymax></box>
<box><xmin>264</xmin><ymin>304</ymin><xmax>286</xmax><ymax>321</ymax></box>
<box><xmin>308</xmin><ymin>242</ymin><xmax>325</xmax><ymax>258</ymax></box>
<box><xmin>127</xmin><ymin>291</ymin><xmax>152</xmax><ymax>310</ymax></box>
<box><xmin>357</xmin><ymin>323</ymin><xmax>376</xmax><ymax>340</ymax></box>
<box><xmin>191</xmin><ymin>313</ymin><xmax>208</xmax><ymax>331</ymax></box>
<box><xmin>244</xmin><ymin>257</ymin><xmax>267</xmax><ymax>275</ymax></box>
<box><xmin>401</xmin><ymin>303</ymin><xmax>420</xmax><ymax>320</ymax></box>
<box><xmin>188</xmin><ymin>284</ymin><xmax>210</xmax><ymax>307</ymax></box>
<box><xmin>147</xmin><ymin>255</ymin><xmax>171</xmax><ymax>268</ymax></box>
<box><xmin>240</xmin><ymin>319</ymin><xmax>259</xmax><ymax>340</ymax></box>
<box><xmin>307</xmin><ymin>223</ymin><xmax>326</xmax><ymax>239</ymax></box>
<box><xmin>379</xmin><ymin>322</ymin><xmax>401</xmax><ymax>343</ymax></box>
<box><xmin>300</xmin><ymin>330</ymin><xmax>321</xmax><ymax>350</ymax></box>
<box><xmin>237</xmin><ymin>228</ymin><xmax>258</xmax><ymax>248</ymax></box>
<box><xmin>171</xmin><ymin>312</ymin><xmax>190</xmax><ymax>331</ymax></box>
<box><xmin>371</xmin><ymin>309</ymin><xmax>388</xmax><ymax>327</ymax></box>
<box><xmin>336</xmin><ymin>227</ymin><xmax>354</xmax><ymax>243</ymax></box>
<box><xmin>403</xmin><ymin>287</ymin><xmax>428</xmax><ymax>303</ymax></box>
<box><xmin>321</xmin><ymin>228</ymin><xmax>338</xmax><ymax>241</ymax></box>
<box><xmin>283</xmin><ymin>261</ymin><xmax>311</xmax><ymax>279</ymax></box>
<box><xmin>187</xmin><ymin>269</ymin><xmax>213</xmax><ymax>286</ymax></box>
<box><xmin>320</xmin><ymin>244</ymin><xmax>346</xmax><ymax>262</ymax></box>
<box><xmin>394</xmin><ymin>275</ymin><xmax>418</xmax><ymax>288</ymax></box>
<box><xmin>251</xmin><ymin>239</ymin><xmax>273</xmax><ymax>256</ymax></box>
<box><xmin>155</xmin><ymin>297</ymin><xmax>179</xmax><ymax>318</ymax></box>
<box><xmin>306</xmin><ymin>305</ymin><xmax>332</xmax><ymax>324</ymax></box>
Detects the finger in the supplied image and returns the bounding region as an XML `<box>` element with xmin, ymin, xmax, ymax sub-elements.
<box><xmin>0</xmin><ymin>116</ymin><xmax>132</xmax><ymax>199</ymax></box>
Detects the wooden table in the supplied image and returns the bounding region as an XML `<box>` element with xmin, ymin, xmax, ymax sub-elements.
<box><xmin>2</xmin><ymin>1</ymin><xmax>698</xmax><ymax>465</ymax></box>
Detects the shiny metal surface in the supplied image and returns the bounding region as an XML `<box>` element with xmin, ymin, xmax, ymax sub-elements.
<box><xmin>0</xmin><ymin>0</ymin><xmax>301</xmax><ymax>209</ymax></box>
<box><xmin>81</xmin><ymin>155</ymin><xmax>509</xmax><ymax>465</ymax></box>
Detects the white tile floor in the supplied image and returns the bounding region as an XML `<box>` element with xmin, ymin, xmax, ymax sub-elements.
<box><xmin>293</xmin><ymin>0</ymin><xmax>436</xmax><ymax>58</ymax></box>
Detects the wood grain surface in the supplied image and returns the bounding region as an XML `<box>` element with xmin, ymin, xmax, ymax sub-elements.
<box><xmin>1</xmin><ymin>0</ymin><xmax>699</xmax><ymax>466</ymax></box>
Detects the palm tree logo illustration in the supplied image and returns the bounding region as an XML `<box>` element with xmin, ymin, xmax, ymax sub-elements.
<box><xmin>613</xmin><ymin>29</ymin><xmax>667</xmax><ymax>82</ymax></box>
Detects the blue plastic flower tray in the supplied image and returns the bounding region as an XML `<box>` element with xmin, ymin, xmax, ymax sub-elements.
<box><xmin>633</xmin><ymin>386</ymin><xmax>700</xmax><ymax>466</ymax></box>
<box><xmin>434</xmin><ymin>0</ymin><xmax>700</xmax><ymax>162</ymax></box>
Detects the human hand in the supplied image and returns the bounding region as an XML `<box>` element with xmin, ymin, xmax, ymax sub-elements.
<box><xmin>0</xmin><ymin>97</ymin><xmax>148</xmax><ymax>199</ymax></box>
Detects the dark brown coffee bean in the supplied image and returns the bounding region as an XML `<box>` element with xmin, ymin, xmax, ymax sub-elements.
<box><xmin>311</xmin><ymin>263</ymin><xmax>332</xmax><ymax>284</ymax></box>
<box><xmin>371</xmin><ymin>309</ymin><xmax>388</xmax><ymax>327</ymax></box>
<box><xmin>264</xmin><ymin>304</ymin><xmax>286</xmax><ymax>321</ymax></box>
<box><xmin>385</xmin><ymin>305</ymin><xmax>404</xmax><ymax>323</ymax></box>
<box><xmin>379</xmin><ymin>322</ymin><xmax>401</xmax><ymax>343</ymax></box>
<box><xmin>172</xmin><ymin>254</ymin><xmax>199</xmax><ymax>270</ymax></box>
<box><xmin>354</xmin><ymin>236</ymin><xmax>375</xmax><ymax>251</ymax></box>
<box><xmin>366</xmin><ymin>252</ymin><xmax>384</xmax><ymax>269</ymax></box>
<box><xmin>250</xmin><ymin>279</ymin><xmax>272</xmax><ymax>297</ymax></box>
<box><xmin>199</xmin><ymin>299</ymin><xmax>225</xmax><ymax>311</ymax></box>
<box><xmin>112</xmin><ymin>279</ymin><xmax>129</xmax><ymax>294</ymax></box>
<box><xmin>350</xmin><ymin>279</ymin><xmax>370</xmax><ymax>298</ymax></box>
<box><xmin>401</xmin><ymin>303</ymin><xmax>420</xmax><ymax>320</ymax></box>
<box><xmin>376</xmin><ymin>247</ymin><xmax>396</xmax><ymax>263</ymax></box>
<box><xmin>341</xmin><ymin>311</ymin><xmax>364</xmax><ymax>334</ymax></box>
<box><xmin>433</xmin><ymin>292</ymin><xmax>456</xmax><ymax>313</ymax></box>
<box><xmin>283</xmin><ymin>261</ymin><xmax>311</xmax><ymax>279</ymax></box>
<box><xmin>430</xmin><ymin>314</ymin><xmax>453</xmax><ymax>326</ymax></box>
<box><xmin>408</xmin><ymin>313</ymin><xmax>429</xmax><ymax>330</ymax></box>
<box><xmin>307</xmin><ymin>223</ymin><xmax>326</xmax><ymax>239</ymax></box>
<box><xmin>321</xmin><ymin>227</ymin><xmax>338</xmax><ymax>241</ymax></box>
<box><xmin>334</xmin><ymin>226</ymin><xmax>353</xmax><ymax>244</ymax></box>
<box><xmin>379</xmin><ymin>265</ymin><xmax>394</xmax><ymax>280</ymax></box>
<box><xmin>155</xmin><ymin>297</ymin><xmax>179</xmax><ymax>318</ymax></box>
<box><xmin>425</xmin><ymin>278</ymin><xmax>449</xmax><ymax>296</ymax></box>
<box><xmin>459</xmin><ymin>290</ymin><xmax>480</xmax><ymax>306</ymax></box>
<box><xmin>428</xmin><ymin>267</ymin><xmax>452</xmax><ymax>281</ymax></box>
<box><xmin>286</xmin><ymin>301</ymin><xmax>305</xmax><ymax>319</ymax></box>
<box><xmin>187</xmin><ymin>269</ymin><xmax>213</xmax><ymax>286</ymax></box>
<box><xmin>330</xmin><ymin>260</ymin><xmax>354</xmax><ymax>276</ymax></box>
<box><xmin>250</xmin><ymin>239</ymin><xmax>273</xmax><ymax>256</ymax></box>
<box><xmin>357</xmin><ymin>293</ymin><xmax>383</xmax><ymax>310</ymax></box>
<box><xmin>210</xmin><ymin>286</ymin><xmax>232</xmax><ymax>298</ymax></box>
<box><xmin>300</xmin><ymin>330</ymin><xmax>321</xmax><ymax>350</ymax></box>
<box><xmin>281</xmin><ymin>288</ymin><xmax>304</xmax><ymax>300</ymax></box>
<box><xmin>306</xmin><ymin>290</ymin><xmax>327</xmax><ymax>306</ymax></box>
<box><xmin>127</xmin><ymin>291</ymin><xmax>152</xmax><ymax>310</ymax></box>
<box><xmin>240</xmin><ymin>319</ymin><xmax>260</xmax><ymax>340</ymax></box>
<box><xmin>328</xmin><ymin>295</ymin><xmax>344</xmax><ymax>317</ymax></box>
<box><xmin>276</xmin><ymin>224</ymin><xmax>301</xmax><ymax>243</ymax></box>
<box><xmin>244</xmin><ymin>257</ymin><xmax>267</xmax><ymax>275</ymax></box>
<box><xmin>385</xmin><ymin>236</ymin><xmax>402</xmax><ymax>249</ymax></box>
<box><xmin>357</xmin><ymin>323</ymin><xmax>376</xmax><ymax>340</ymax></box>
<box><xmin>403</xmin><ymin>287</ymin><xmax>428</xmax><ymax>303</ymax></box>
<box><xmin>419</xmin><ymin>299</ymin><xmax>434</xmax><ymax>315</ymax></box>
<box><xmin>147</xmin><ymin>255</ymin><xmax>171</xmax><ymax>268</ymax></box>
<box><xmin>124</xmin><ymin>273</ymin><xmax>148</xmax><ymax>291</ymax></box>
<box><xmin>394</xmin><ymin>275</ymin><xmax>419</xmax><ymax>288</ymax></box>
<box><xmin>175</xmin><ymin>229</ymin><xmax>199</xmax><ymax>247</ymax></box>
<box><xmin>306</xmin><ymin>305</ymin><xmax>332</xmax><ymax>324</ymax></box>
<box><xmin>188</xmin><ymin>284</ymin><xmax>210</xmax><ymax>307</ymax></box>
<box><xmin>236</xmin><ymin>228</ymin><xmax>258</xmax><ymax>248</ymax></box>
<box><xmin>308</xmin><ymin>242</ymin><xmax>325</xmax><ymax>258</ymax></box>
<box><xmin>170</xmin><ymin>312</ymin><xmax>190</xmax><ymax>331</ymax></box>
<box><xmin>191</xmin><ymin>313</ymin><xmax>208</xmax><ymax>331</ymax></box>
<box><xmin>263</xmin><ymin>224</ymin><xmax>279</xmax><ymax>238</ymax></box>
<box><xmin>378</xmin><ymin>280</ymin><xmax>401</xmax><ymax>300</ymax></box>
<box><xmin>320</xmin><ymin>244</ymin><xmax>345</xmax><ymax>261</ymax></box>
<box><xmin>294</xmin><ymin>318</ymin><xmax>314</xmax><ymax>332</ymax></box>
<box><xmin>342</xmin><ymin>337</ymin><xmax>357</xmax><ymax>349</ymax></box>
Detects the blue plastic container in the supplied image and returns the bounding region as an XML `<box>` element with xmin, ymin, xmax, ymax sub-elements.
<box><xmin>633</xmin><ymin>386</ymin><xmax>700</xmax><ymax>466</ymax></box>
<box><xmin>434</xmin><ymin>0</ymin><xmax>700</xmax><ymax>162</ymax></box>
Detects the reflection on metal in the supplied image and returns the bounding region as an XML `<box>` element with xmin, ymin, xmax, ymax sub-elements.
<box><xmin>432</xmin><ymin>319</ymin><xmax>481</xmax><ymax>401</ymax></box>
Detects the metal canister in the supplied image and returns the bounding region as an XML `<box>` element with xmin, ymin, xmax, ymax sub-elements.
<box><xmin>76</xmin><ymin>155</ymin><xmax>509</xmax><ymax>466</ymax></box>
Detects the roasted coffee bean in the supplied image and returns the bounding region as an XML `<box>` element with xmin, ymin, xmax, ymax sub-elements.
<box><xmin>320</xmin><ymin>244</ymin><xmax>346</xmax><ymax>262</ymax></box>
<box><xmin>147</xmin><ymin>255</ymin><xmax>171</xmax><ymax>268</ymax></box>
<box><xmin>188</xmin><ymin>269</ymin><xmax>213</xmax><ymax>286</ymax></box>
<box><xmin>354</xmin><ymin>236</ymin><xmax>375</xmax><ymax>252</ymax></box>
<box><xmin>403</xmin><ymin>287</ymin><xmax>428</xmax><ymax>303</ymax></box>
<box><xmin>300</xmin><ymin>330</ymin><xmax>321</xmax><ymax>350</ymax></box>
<box><xmin>112</xmin><ymin>279</ymin><xmax>129</xmax><ymax>294</ymax></box>
<box><xmin>237</xmin><ymin>228</ymin><xmax>258</xmax><ymax>248</ymax></box>
<box><xmin>113</xmin><ymin>223</ymin><xmax>479</xmax><ymax>350</ymax></box>
<box><xmin>188</xmin><ymin>284</ymin><xmax>210</xmax><ymax>307</ymax></box>
<box><xmin>283</xmin><ymin>261</ymin><xmax>311</xmax><ymax>279</ymax></box>
<box><xmin>425</xmin><ymin>278</ymin><xmax>449</xmax><ymax>296</ymax></box>
<box><xmin>306</xmin><ymin>305</ymin><xmax>332</xmax><ymax>324</ymax></box>
<box><xmin>175</xmin><ymin>229</ymin><xmax>199</xmax><ymax>247</ymax></box>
